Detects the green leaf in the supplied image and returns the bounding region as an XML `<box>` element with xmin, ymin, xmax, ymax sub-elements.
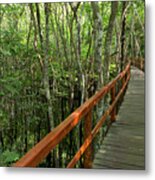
<box><xmin>2</xmin><ymin>150</ymin><xmax>20</xmax><ymax>164</ymax></box>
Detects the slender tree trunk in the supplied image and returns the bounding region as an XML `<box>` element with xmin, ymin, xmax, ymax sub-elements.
<box><xmin>0</xmin><ymin>131</ymin><xmax>4</xmax><ymax>150</ymax></box>
<box><xmin>120</xmin><ymin>2</ymin><xmax>127</xmax><ymax>71</ymax></box>
<box><xmin>26</xmin><ymin>15</ymin><xmax>32</xmax><ymax>51</ymax></box>
<box><xmin>91</xmin><ymin>2</ymin><xmax>103</xmax><ymax>89</ymax></box>
<box><xmin>54</xmin><ymin>5</ymin><xmax>69</xmax><ymax>63</ymax></box>
<box><xmin>115</xmin><ymin>17</ymin><xmax>121</xmax><ymax>72</ymax></box>
<box><xmin>36</xmin><ymin>3</ymin><xmax>43</xmax><ymax>49</ymax></box>
<box><xmin>104</xmin><ymin>2</ymin><xmax>118</xmax><ymax>83</ymax></box>
<box><xmin>29</xmin><ymin>4</ymin><xmax>38</xmax><ymax>50</ymax></box>
<box><xmin>69</xmin><ymin>2</ymin><xmax>85</xmax><ymax>167</ymax></box>
<box><xmin>24</xmin><ymin>116</ymin><xmax>28</xmax><ymax>153</ymax></box>
<box><xmin>44</xmin><ymin>4</ymin><xmax>53</xmax><ymax>129</ymax></box>
<box><xmin>44</xmin><ymin>3</ymin><xmax>54</xmax><ymax>167</ymax></box>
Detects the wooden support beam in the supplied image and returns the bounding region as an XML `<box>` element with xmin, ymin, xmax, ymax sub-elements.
<box><xmin>110</xmin><ymin>86</ymin><xmax>116</xmax><ymax>122</ymax></box>
<box><xmin>84</xmin><ymin>110</ymin><xmax>92</xmax><ymax>168</ymax></box>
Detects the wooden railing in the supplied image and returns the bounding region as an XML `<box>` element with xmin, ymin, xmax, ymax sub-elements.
<box><xmin>14</xmin><ymin>63</ymin><xmax>131</xmax><ymax>168</ymax></box>
<box><xmin>129</xmin><ymin>57</ymin><xmax>144</xmax><ymax>72</ymax></box>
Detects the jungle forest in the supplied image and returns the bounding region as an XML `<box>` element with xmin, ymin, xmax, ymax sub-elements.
<box><xmin>0</xmin><ymin>1</ymin><xmax>144</xmax><ymax>168</ymax></box>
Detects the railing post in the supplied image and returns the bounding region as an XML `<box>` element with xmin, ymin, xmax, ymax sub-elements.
<box><xmin>122</xmin><ymin>75</ymin><xmax>125</xmax><ymax>86</ymax></box>
<box><xmin>128</xmin><ymin>64</ymin><xmax>131</xmax><ymax>78</ymax></box>
<box><xmin>84</xmin><ymin>110</ymin><xmax>92</xmax><ymax>168</ymax></box>
<box><xmin>110</xmin><ymin>86</ymin><xmax>116</xmax><ymax>122</ymax></box>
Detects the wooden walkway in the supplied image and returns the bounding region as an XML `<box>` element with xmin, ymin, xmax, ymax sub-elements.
<box><xmin>93</xmin><ymin>67</ymin><xmax>145</xmax><ymax>169</ymax></box>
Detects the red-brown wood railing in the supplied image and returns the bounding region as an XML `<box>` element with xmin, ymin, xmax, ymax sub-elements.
<box><xmin>129</xmin><ymin>57</ymin><xmax>144</xmax><ymax>72</ymax></box>
<box><xmin>14</xmin><ymin>63</ymin><xmax>130</xmax><ymax>168</ymax></box>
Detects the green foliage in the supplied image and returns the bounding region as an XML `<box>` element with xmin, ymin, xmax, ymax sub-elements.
<box><xmin>109</xmin><ymin>63</ymin><xmax>117</xmax><ymax>79</ymax></box>
<box><xmin>0</xmin><ymin>72</ymin><xmax>23</xmax><ymax>97</ymax></box>
<box><xmin>0</xmin><ymin>109</ymin><xmax>9</xmax><ymax>129</ymax></box>
<box><xmin>0</xmin><ymin>150</ymin><xmax>20</xmax><ymax>166</ymax></box>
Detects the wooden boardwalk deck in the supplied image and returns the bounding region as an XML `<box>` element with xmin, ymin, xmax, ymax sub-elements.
<box><xmin>93</xmin><ymin>67</ymin><xmax>145</xmax><ymax>170</ymax></box>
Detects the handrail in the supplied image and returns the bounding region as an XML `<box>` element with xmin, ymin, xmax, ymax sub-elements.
<box><xmin>14</xmin><ymin>63</ymin><xmax>131</xmax><ymax>168</ymax></box>
<box><xmin>129</xmin><ymin>57</ymin><xmax>144</xmax><ymax>72</ymax></box>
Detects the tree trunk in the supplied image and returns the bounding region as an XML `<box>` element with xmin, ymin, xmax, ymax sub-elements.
<box><xmin>91</xmin><ymin>1</ymin><xmax>104</xmax><ymax>164</ymax></box>
<box><xmin>36</xmin><ymin>3</ymin><xmax>44</xmax><ymax>49</ymax></box>
<box><xmin>120</xmin><ymin>2</ymin><xmax>127</xmax><ymax>71</ymax></box>
<box><xmin>44</xmin><ymin>3</ymin><xmax>54</xmax><ymax>167</ymax></box>
<box><xmin>24</xmin><ymin>116</ymin><xmax>28</xmax><ymax>153</ymax></box>
<box><xmin>0</xmin><ymin>131</ymin><xmax>4</xmax><ymax>150</ymax></box>
<box><xmin>104</xmin><ymin>2</ymin><xmax>118</xmax><ymax>83</ymax></box>
<box><xmin>29</xmin><ymin>4</ymin><xmax>38</xmax><ymax>50</ymax></box>
<box><xmin>91</xmin><ymin>2</ymin><xmax>103</xmax><ymax>89</ymax></box>
<box><xmin>44</xmin><ymin>3</ymin><xmax>53</xmax><ymax>130</ymax></box>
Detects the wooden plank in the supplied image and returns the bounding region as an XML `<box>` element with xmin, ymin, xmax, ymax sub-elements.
<box><xmin>84</xmin><ymin>110</ymin><xmax>93</xmax><ymax>168</ymax></box>
<box><xmin>94</xmin><ymin>156</ymin><xmax>144</xmax><ymax>167</ymax></box>
<box><xmin>93</xmin><ymin>159</ymin><xmax>144</xmax><ymax>170</ymax></box>
<box><xmin>99</xmin><ymin>145</ymin><xmax>144</xmax><ymax>156</ymax></box>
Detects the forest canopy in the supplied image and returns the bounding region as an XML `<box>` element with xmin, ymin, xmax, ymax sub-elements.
<box><xmin>0</xmin><ymin>1</ymin><xmax>144</xmax><ymax>167</ymax></box>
